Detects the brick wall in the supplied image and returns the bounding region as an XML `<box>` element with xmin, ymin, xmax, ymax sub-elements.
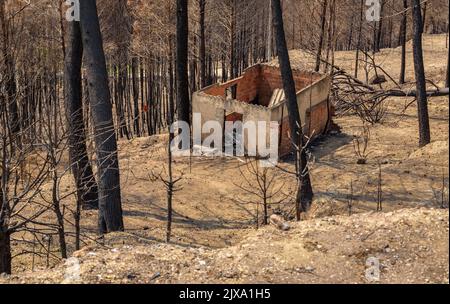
<box><xmin>278</xmin><ymin>99</ymin><xmax>330</xmax><ymax>157</ymax></box>
<box><xmin>304</xmin><ymin>100</ymin><xmax>330</xmax><ymax>138</ymax></box>
<box><xmin>279</xmin><ymin>115</ymin><xmax>292</xmax><ymax>157</ymax></box>
<box><xmin>200</xmin><ymin>64</ymin><xmax>322</xmax><ymax>107</ymax></box>
<box><xmin>201</xmin><ymin>65</ymin><xmax>262</xmax><ymax>104</ymax></box>
<box><xmin>258</xmin><ymin>66</ymin><xmax>322</xmax><ymax>106</ymax></box>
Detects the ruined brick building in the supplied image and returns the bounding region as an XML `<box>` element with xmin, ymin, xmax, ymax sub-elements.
<box><xmin>192</xmin><ymin>64</ymin><xmax>332</xmax><ymax>157</ymax></box>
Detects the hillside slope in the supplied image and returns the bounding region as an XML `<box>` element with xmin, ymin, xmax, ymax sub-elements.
<box><xmin>3</xmin><ymin>35</ymin><xmax>448</xmax><ymax>281</ymax></box>
<box><xmin>2</xmin><ymin>208</ymin><xmax>448</xmax><ymax>284</ymax></box>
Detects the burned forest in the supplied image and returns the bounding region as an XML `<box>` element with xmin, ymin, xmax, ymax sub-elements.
<box><xmin>0</xmin><ymin>0</ymin><xmax>449</xmax><ymax>286</ymax></box>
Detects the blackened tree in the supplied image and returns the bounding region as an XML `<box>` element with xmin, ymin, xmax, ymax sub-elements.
<box><xmin>176</xmin><ymin>0</ymin><xmax>191</xmax><ymax>126</ymax></box>
<box><xmin>64</xmin><ymin>21</ymin><xmax>99</xmax><ymax>211</ymax></box>
<box><xmin>399</xmin><ymin>0</ymin><xmax>408</xmax><ymax>84</ymax></box>
<box><xmin>315</xmin><ymin>0</ymin><xmax>328</xmax><ymax>72</ymax></box>
<box><xmin>79</xmin><ymin>0</ymin><xmax>124</xmax><ymax>232</ymax></box>
<box><xmin>271</xmin><ymin>0</ymin><xmax>313</xmax><ymax>218</ymax></box>
<box><xmin>411</xmin><ymin>0</ymin><xmax>431</xmax><ymax>147</ymax></box>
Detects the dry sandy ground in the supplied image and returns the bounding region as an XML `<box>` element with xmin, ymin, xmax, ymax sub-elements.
<box><xmin>2</xmin><ymin>35</ymin><xmax>449</xmax><ymax>283</ymax></box>
<box><xmin>2</xmin><ymin>208</ymin><xmax>448</xmax><ymax>284</ymax></box>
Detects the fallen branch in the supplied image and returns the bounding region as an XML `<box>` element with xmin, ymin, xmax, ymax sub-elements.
<box><xmin>382</xmin><ymin>87</ymin><xmax>449</xmax><ymax>97</ymax></box>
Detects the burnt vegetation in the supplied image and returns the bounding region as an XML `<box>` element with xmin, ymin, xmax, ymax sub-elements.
<box><xmin>0</xmin><ymin>0</ymin><xmax>448</xmax><ymax>277</ymax></box>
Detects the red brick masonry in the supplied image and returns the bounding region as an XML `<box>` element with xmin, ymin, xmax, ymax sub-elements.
<box><xmin>199</xmin><ymin>64</ymin><xmax>331</xmax><ymax>157</ymax></box>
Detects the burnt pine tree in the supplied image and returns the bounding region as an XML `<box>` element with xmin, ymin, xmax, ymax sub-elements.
<box><xmin>0</xmin><ymin>131</ymin><xmax>12</xmax><ymax>275</ymax></box>
<box><xmin>399</xmin><ymin>0</ymin><xmax>408</xmax><ymax>84</ymax></box>
<box><xmin>447</xmin><ymin>38</ymin><xmax>449</xmax><ymax>88</ymax></box>
<box><xmin>315</xmin><ymin>0</ymin><xmax>328</xmax><ymax>72</ymax></box>
<box><xmin>271</xmin><ymin>0</ymin><xmax>313</xmax><ymax>217</ymax></box>
<box><xmin>79</xmin><ymin>0</ymin><xmax>124</xmax><ymax>232</ymax></box>
<box><xmin>421</xmin><ymin>1</ymin><xmax>427</xmax><ymax>34</ymax></box>
<box><xmin>354</xmin><ymin>0</ymin><xmax>364</xmax><ymax>78</ymax></box>
<box><xmin>64</xmin><ymin>21</ymin><xmax>99</xmax><ymax>210</ymax></box>
<box><xmin>176</xmin><ymin>0</ymin><xmax>190</xmax><ymax>127</ymax></box>
<box><xmin>445</xmin><ymin>10</ymin><xmax>450</xmax><ymax>88</ymax></box>
<box><xmin>199</xmin><ymin>0</ymin><xmax>207</xmax><ymax>88</ymax></box>
<box><xmin>131</xmin><ymin>57</ymin><xmax>140</xmax><ymax>135</ymax></box>
<box><xmin>411</xmin><ymin>0</ymin><xmax>431</xmax><ymax>147</ymax></box>
<box><xmin>446</xmin><ymin>8</ymin><xmax>449</xmax><ymax>88</ymax></box>
<box><xmin>0</xmin><ymin>0</ymin><xmax>20</xmax><ymax>138</ymax></box>
<box><xmin>375</xmin><ymin>0</ymin><xmax>385</xmax><ymax>52</ymax></box>
<box><xmin>231</xmin><ymin>0</ymin><xmax>238</xmax><ymax>80</ymax></box>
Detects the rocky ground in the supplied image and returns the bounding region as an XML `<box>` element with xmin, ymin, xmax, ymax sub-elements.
<box><xmin>1</xmin><ymin>208</ymin><xmax>448</xmax><ymax>284</ymax></box>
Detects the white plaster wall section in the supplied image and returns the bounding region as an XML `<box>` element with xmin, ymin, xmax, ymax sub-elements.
<box><xmin>269</xmin><ymin>74</ymin><xmax>331</xmax><ymax>126</ymax></box>
<box><xmin>192</xmin><ymin>93</ymin><xmax>223</xmax><ymax>124</ymax></box>
<box><xmin>192</xmin><ymin>92</ymin><xmax>273</xmax><ymax>154</ymax></box>
<box><xmin>297</xmin><ymin>75</ymin><xmax>331</xmax><ymax>125</ymax></box>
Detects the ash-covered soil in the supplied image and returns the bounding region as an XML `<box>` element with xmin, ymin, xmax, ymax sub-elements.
<box><xmin>2</xmin><ymin>208</ymin><xmax>448</xmax><ymax>284</ymax></box>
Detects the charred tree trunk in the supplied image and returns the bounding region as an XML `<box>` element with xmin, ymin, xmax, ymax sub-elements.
<box><xmin>271</xmin><ymin>0</ymin><xmax>313</xmax><ymax>217</ymax></box>
<box><xmin>231</xmin><ymin>0</ymin><xmax>237</xmax><ymax>79</ymax></box>
<box><xmin>118</xmin><ymin>64</ymin><xmax>130</xmax><ymax>139</ymax></box>
<box><xmin>399</xmin><ymin>0</ymin><xmax>408</xmax><ymax>84</ymax></box>
<box><xmin>52</xmin><ymin>171</ymin><xmax>67</xmax><ymax>259</ymax></box>
<box><xmin>411</xmin><ymin>0</ymin><xmax>431</xmax><ymax>147</ymax></box>
<box><xmin>0</xmin><ymin>126</ymin><xmax>11</xmax><ymax>274</ymax></box>
<box><xmin>446</xmin><ymin>10</ymin><xmax>449</xmax><ymax>88</ymax></box>
<box><xmin>324</xmin><ymin>0</ymin><xmax>335</xmax><ymax>72</ymax></box>
<box><xmin>0</xmin><ymin>0</ymin><xmax>20</xmax><ymax>138</ymax></box>
<box><xmin>446</xmin><ymin>40</ymin><xmax>449</xmax><ymax>88</ymax></box>
<box><xmin>375</xmin><ymin>0</ymin><xmax>385</xmax><ymax>52</ymax></box>
<box><xmin>166</xmin><ymin>131</ymin><xmax>174</xmax><ymax>243</ymax></box>
<box><xmin>0</xmin><ymin>229</ymin><xmax>11</xmax><ymax>274</ymax></box>
<box><xmin>315</xmin><ymin>0</ymin><xmax>328</xmax><ymax>72</ymax></box>
<box><xmin>266</xmin><ymin>0</ymin><xmax>273</xmax><ymax>61</ymax></box>
<box><xmin>347</xmin><ymin>15</ymin><xmax>354</xmax><ymax>50</ymax></box>
<box><xmin>132</xmin><ymin>57</ymin><xmax>140</xmax><ymax>136</ymax></box>
<box><xmin>176</xmin><ymin>0</ymin><xmax>190</xmax><ymax>126</ymax></box>
<box><xmin>387</xmin><ymin>7</ymin><xmax>393</xmax><ymax>48</ymax></box>
<box><xmin>421</xmin><ymin>1</ymin><xmax>428</xmax><ymax>34</ymax></box>
<box><xmin>140</xmin><ymin>57</ymin><xmax>146</xmax><ymax>132</ymax></box>
<box><xmin>79</xmin><ymin>0</ymin><xmax>124</xmax><ymax>233</ymax></box>
<box><xmin>199</xmin><ymin>0</ymin><xmax>207</xmax><ymax>88</ymax></box>
<box><xmin>168</xmin><ymin>36</ymin><xmax>176</xmax><ymax>123</ymax></box>
<box><xmin>355</xmin><ymin>0</ymin><xmax>364</xmax><ymax>78</ymax></box>
<box><xmin>64</xmin><ymin>21</ymin><xmax>99</xmax><ymax>211</ymax></box>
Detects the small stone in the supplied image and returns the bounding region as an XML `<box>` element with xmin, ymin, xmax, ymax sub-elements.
<box><xmin>270</xmin><ymin>214</ymin><xmax>291</xmax><ymax>231</ymax></box>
